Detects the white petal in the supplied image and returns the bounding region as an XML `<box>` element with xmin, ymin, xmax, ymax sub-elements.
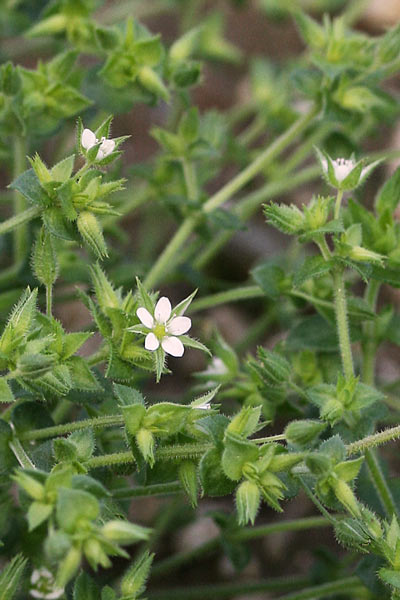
<box><xmin>197</xmin><ymin>401</ymin><xmax>211</xmax><ymax>410</ymax></box>
<box><xmin>81</xmin><ymin>128</ymin><xmax>96</xmax><ymax>150</ymax></box>
<box><xmin>45</xmin><ymin>590</ymin><xmax>64</xmax><ymax>600</ymax></box>
<box><xmin>167</xmin><ymin>316</ymin><xmax>191</xmax><ymax>335</ymax></box>
<box><xmin>137</xmin><ymin>307</ymin><xmax>154</xmax><ymax>328</ymax></box>
<box><xmin>99</xmin><ymin>138</ymin><xmax>115</xmax><ymax>157</ymax></box>
<box><xmin>155</xmin><ymin>297</ymin><xmax>171</xmax><ymax>323</ymax></box>
<box><xmin>162</xmin><ymin>336</ymin><xmax>184</xmax><ymax>357</ymax></box>
<box><xmin>145</xmin><ymin>332</ymin><xmax>159</xmax><ymax>351</ymax></box>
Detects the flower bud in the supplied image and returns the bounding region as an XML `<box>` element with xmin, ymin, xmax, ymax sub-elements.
<box><xmin>334</xmin><ymin>479</ymin><xmax>361</xmax><ymax>518</ymax></box>
<box><xmin>121</xmin><ymin>550</ymin><xmax>154</xmax><ymax>597</ymax></box>
<box><xmin>348</xmin><ymin>245</ymin><xmax>385</xmax><ymax>265</ymax></box>
<box><xmin>178</xmin><ymin>461</ymin><xmax>198</xmax><ymax>507</ymax></box>
<box><xmin>136</xmin><ymin>428</ymin><xmax>155</xmax><ymax>466</ymax></box>
<box><xmin>236</xmin><ymin>480</ymin><xmax>261</xmax><ymax>525</ymax></box>
<box><xmin>101</xmin><ymin>520</ymin><xmax>151</xmax><ymax>544</ymax></box>
<box><xmin>77</xmin><ymin>211</ymin><xmax>108</xmax><ymax>259</ymax></box>
<box><xmin>32</xmin><ymin>228</ymin><xmax>59</xmax><ymax>288</ymax></box>
<box><xmin>83</xmin><ymin>537</ymin><xmax>111</xmax><ymax>569</ymax></box>
<box><xmin>138</xmin><ymin>66</ymin><xmax>169</xmax><ymax>101</ymax></box>
<box><xmin>56</xmin><ymin>545</ymin><xmax>82</xmax><ymax>588</ymax></box>
<box><xmin>13</xmin><ymin>471</ymin><xmax>45</xmax><ymax>501</ymax></box>
<box><xmin>285</xmin><ymin>420</ymin><xmax>326</xmax><ymax>448</ymax></box>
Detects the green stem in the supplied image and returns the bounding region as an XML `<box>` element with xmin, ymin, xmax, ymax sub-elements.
<box><xmin>9</xmin><ymin>438</ymin><xmax>35</xmax><ymax>469</ymax></box>
<box><xmin>0</xmin><ymin>206</ymin><xmax>41</xmax><ymax>237</ymax></box>
<box><xmin>189</xmin><ymin>286</ymin><xmax>264</xmax><ymax>313</ymax></box>
<box><xmin>347</xmin><ymin>425</ymin><xmax>400</xmax><ymax>455</ymax></box>
<box><xmin>46</xmin><ymin>284</ymin><xmax>53</xmax><ymax>317</ymax></box>
<box><xmin>147</xmin><ymin>576</ymin><xmax>363</xmax><ymax>600</ymax></box>
<box><xmin>360</xmin><ymin>280</ymin><xmax>398</xmax><ymax>518</ymax></box>
<box><xmin>334</xmin><ymin>188</ymin><xmax>344</xmax><ymax>221</ymax></box>
<box><xmin>362</xmin><ymin>279</ymin><xmax>380</xmax><ymax>385</ymax></box>
<box><xmin>13</xmin><ymin>136</ymin><xmax>28</xmax><ymax>265</ymax></box>
<box><xmin>333</xmin><ymin>267</ymin><xmax>354</xmax><ymax>380</ymax></box>
<box><xmin>19</xmin><ymin>414</ymin><xmax>125</xmax><ymax>441</ymax></box>
<box><xmin>181</xmin><ymin>157</ymin><xmax>199</xmax><ymax>202</ymax></box>
<box><xmin>151</xmin><ymin>516</ymin><xmax>329</xmax><ymax>578</ymax></box>
<box><xmin>238</xmin><ymin>115</ymin><xmax>266</xmax><ymax>147</ymax></box>
<box><xmin>113</xmin><ymin>482</ymin><xmax>182</xmax><ymax>499</ymax></box>
<box><xmin>144</xmin><ymin>105</ymin><xmax>319</xmax><ymax>288</ymax></box>
<box><xmin>202</xmin><ymin>105</ymin><xmax>319</xmax><ymax>215</ymax></box>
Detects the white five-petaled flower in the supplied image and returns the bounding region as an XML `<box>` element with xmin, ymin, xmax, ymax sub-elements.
<box><xmin>30</xmin><ymin>569</ymin><xmax>64</xmax><ymax>600</ymax></box>
<box><xmin>137</xmin><ymin>296</ymin><xmax>191</xmax><ymax>357</ymax></box>
<box><xmin>81</xmin><ymin>127</ymin><xmax>116</xmax><ymax>160</ymax></box>
<box><xmin>316</xmin><ymin>148</ymin><xmax>382</xmax><ymax>191</ymax></box>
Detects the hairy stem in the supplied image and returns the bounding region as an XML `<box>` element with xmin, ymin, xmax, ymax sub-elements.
<box><xmin>13</xmin><ymin>136</ymin><xmax>28</xmax><ymax>265</ymax></box>
<box><xmin>113</xmin><ymin>481</ymin><xmax>183</xmax><ymax>499</ymax></box>
<box><xmin>333</xmin><ymin>268</ymin><xmax>354</xmax><ymax>380</ymax></box>
<box><xmin>0</xmin><ymin>206</ymin><xmax>40</xmax><ymax>237</ymax></box>
<box><xmin>19</xmin><ymin>414</ymin><xmax>125</xmax><ymax>441</ymax></box>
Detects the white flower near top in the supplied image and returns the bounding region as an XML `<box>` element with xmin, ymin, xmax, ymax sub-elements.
<box><xmin>81</xmin><ymin>127</ymin><xmax>116</xmax><ymax>160</ymax></box>
<box><xmin>315</xmin><ymin>147</ymin><xmax>382</xmax><ymax>191</ymax></box>
<box><xmin>137</xmin><ymin>296</ymin><xmax>191</xmax><ymax>357</ymax></box>
<box><xmin>30</xmin><ymin>568</ymin><xmax>64</xmax><ymax>599</ymax></box>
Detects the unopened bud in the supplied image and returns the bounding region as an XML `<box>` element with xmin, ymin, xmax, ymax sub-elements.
<box><xmin>178</xmin><ymin>461</ymin><xmax>198</xmax><ymax>507</ymax></box>
<box><xmin>285</xmin><ymin>420</ymin><xmax>326</xmax><ymax>448</ymax></box>
<box><xmin>236</xmin><ymin>480</ymin><xmax>261</xmax><ymax>525</ymax></box>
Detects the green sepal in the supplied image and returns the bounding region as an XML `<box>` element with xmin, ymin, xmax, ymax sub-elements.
<box><xmin>222</xmin><ymin>432</ymin><xmax>259</xmax><ymax>481</ymax></box>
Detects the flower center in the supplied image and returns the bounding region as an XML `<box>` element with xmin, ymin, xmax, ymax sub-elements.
<box><xmin>333</xmin><ymin>158</ymin><xmax>355</xmax><ymax>182</ymax></box>
<box><xmin>153</xmin><ymin>323</ymin><xmax>166</xmax><ymax>340</ymax></box>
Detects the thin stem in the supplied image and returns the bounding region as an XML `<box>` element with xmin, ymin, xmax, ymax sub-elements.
<box><xmin>13</xmin><ymin>136</ymin><xmax>28</xmax><ymax>265</ymax></box>
<box><xmin>143</xmin><ymin>216</ymin><xmax>198</xmax><ymax>289</ymax></box>
<box><xmin>46</xmin><ymin>284</ymin><xmax>53</xmax><ymax>317</ymax></box>
<box><xmin>238</xmin><ymin>115</ymin><xmax>266</xmax><ymax>147</ymax></box>
<box><xmin>19</xmin><ymin>414</ymin><xmax>125</xmax><ymax>441</ymax></box>
<box><xmin>144</xmin><ymin>105</ymin><xmax>319</xmax><ymax>288</ymax></box>
<box><xmin>189</xmin><ymin>286</ymin><xmax>264</xmax><ymax>313</ymax></box>
<box><xmin>147</xmin><ymin>576</ymin><xmax>363</xmax><ymax>600</ymax></box>
<box><xmin>334</xmin><ymin>189</ymin><xmax>344</xmax><ymax>221</ymax></box>
<box><xmin>0</xmin><ymin>206</ymin><xmax>41</xmax><ymax>237</ymax></box>
<box><xmin>364</xmin><ymin>449</ymin><xmax>397</xmax><ymax>519</ymax></box>
<box><xmin>360</xmin><ymin>279</ymin><xmax>397</xmax><ymax>518</ymax></box>
<box><xmin>333</xmin><ymin>268</ymin><xmax>354</xmax><ymax>380</ymax></box>
<box><xmin>9</xmin><ymin>438</ymin><xmax>35</xmax><ymax>469</ymax></box>
<box><xmin>202</xmin><ymin>105</ymin><xmax>319</xmax><ymax>215</ymax></box>
<box><xmin>113</xmin><ymin>482</ymin><xmax>182</xmax><ymax>499</ymax></box>
<box><xmin>181</xmin><ymin>158</ymin><xmax>199</xmax><ymax>203</ymax></box>
<box><xmin>151</xmin><ymin>516</ymin><xmax>330</xmax><ymax>578</ymax></box>
<box><xmin>148</xmin><ymin>576</ymin><xmax>309</xmax><ymax>600</ymax></box>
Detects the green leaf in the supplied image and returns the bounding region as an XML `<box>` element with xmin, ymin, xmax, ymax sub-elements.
<box><xmin>222</xmin><ymin>433</ymin><xmax>258</xmax><ymax>480</ymax></box>
<box><xmin>57</xmin><ymin>488</ymin><xmax>99</xmax><ymax>533</ymax></box>
<box><xmin>69</xmin><ymin>429</ymin><xmax>95</xmax><ymax>462</ymax></box>
<box><xmin>120</xmin><ymin>550</ymin><xmax>154</xmax><ymax>599</ymax></box>
<box><xmin>51</xmin><ymin>155</ymin><xmax>75</xmax><ymax>182</ymax></box>
<box><xmin>42</xmin><ymin>207</ymin><xmax>75</xmax><ymax>241</ymax></box>
<box><xmin>199</xmin><ymin>448</ymin><xmax>236</xmax><ymax>496</ymax></box>
<box><xmin>73</xmin><ymin>571</ymin><xmax>99</xmax><ymax>600</ymax></box>
<box><xmin>251</xmin><ymin>262</ymin><xmax>286</xmax><ymax>300</ymax></box>
<box><xmin>0</xmin><ymin>554</ymin><xmax>27</xmax><ymax>600</ymax></box>
<box><xmin>27</xmin><ymin>501</ymin><xmax>53</xmax><ymax>531</ymax></box>
<box><xmin>67</xmin><ymin>356</ymin><xmax>101</xmax><ymax>392</ymax></box>
<box><xmin>0</xmin><ymin>379</ymin><xmax>14</xmax><ymax>403</ymax></box>
<box><xmin>154</xmin><ymin>346</ymin><xmax>166</xmax><ymax>383</ymax></box>
<box><xmin>293</xmin><ymin>255</ymin><xmax>332</xmax><ymax>287</ymax></box>
<box><xmin>379</xmin><ymin>568</ymin><xmax>400</xmax><ymax>590</ymax></box>
<box><xmin>179</xmin><ymin>335</ymin><xmax>211</xmax><ymax>356</ymax></box>
<box><xmin>114</xmin><ymin>383</ymin><xmax>145</xmax><ymax>406</ymax></box>
<box><xmin>286</xmin><ymin>315</ymin><xmax>339</xmax><ymax>352</ymax></box>
<box><xmin>62</xmin><ymin>332</ymin><xmax>92</xmax><ymax>360</ymax></box>
<box><xmin>8</xmin><ymin>169</ymin><xmax>49</xmax><ymax>207</ymax></box>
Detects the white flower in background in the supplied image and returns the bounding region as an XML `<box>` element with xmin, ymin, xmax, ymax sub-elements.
<box><xmin>315</xmin><ymin>147</ymin><xmax>382</xmax><ymax>191</ymax></box>
<box><xmin>30</xmin><ymin>569</ymin><xmax>64</xmax><ymax>599</ymax></box>
<box><xmin>137</xmin><ymin>296</ymin><xmax>191</xmax><ymax>357</ymax></box>
<box><xmin>81</xmin><ymin>127</ymin><xmax>116</xmax><ymax>160</ymax></box>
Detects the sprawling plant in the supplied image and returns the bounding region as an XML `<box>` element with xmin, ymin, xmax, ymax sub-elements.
<box><xmin>1</xmin><ymin>1</ymin><xmax>400</xmax><ymax>599</ymax></box>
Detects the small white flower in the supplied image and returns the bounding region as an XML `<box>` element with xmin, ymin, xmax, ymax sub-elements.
<box><xmin>30</xmin><ymin>569</ymin><xmax>64</xmax><ymax>599</ymax></box>
<box><xmin>81</xmin><ymin>127</ymin><xmax>116</xmax><ymax>160</ymax></box>
<box><xmin>136</xmin><ymin>296</ymin><xmax>191</xmax><ymax>357</ymax></box>
<box><xmin>204</xmin><ymin>357</ymin><xmax>228</xmax><ymax>376</ymax></box>
<box><xmin>316</xmin><ymin>148</ymin><xmax>382</xmax><ymax>191</ymax></box>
